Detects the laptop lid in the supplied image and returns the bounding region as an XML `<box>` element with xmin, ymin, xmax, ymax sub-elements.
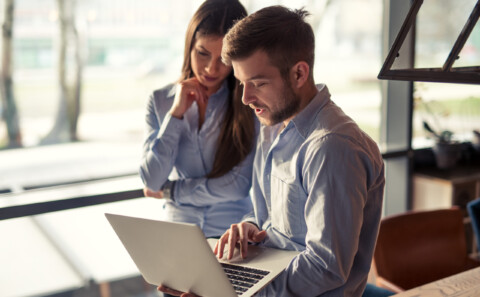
<box><xmin>105</xmin><ymin>213</ymin><xmax>299</xmax><ymax>297</ymax></box>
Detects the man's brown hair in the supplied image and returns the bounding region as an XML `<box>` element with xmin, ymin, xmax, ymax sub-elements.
<box><xmin>222</xmin><ymin>5</ymin><xmax>315</xmax><ymax>81</ymax></box>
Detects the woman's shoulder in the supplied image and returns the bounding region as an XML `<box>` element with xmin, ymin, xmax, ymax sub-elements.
<box><xmin>146</xmin><ymin>83</ymin><xmax>176</xmax><ymax>114</ymax></box>
<box><xmin>151</xmin><ymin>83</ymin><xmax>176</xmax><ymax>101</ymax></box>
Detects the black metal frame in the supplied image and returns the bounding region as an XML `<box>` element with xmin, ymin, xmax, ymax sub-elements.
<box><xmin>0</xmin><ymin>188</ymin><xmax>143</xmax><ymax>221</ymax></box>
<box><xmin>378</xmin><ymin>0</ymin><xmax>480</xmax><ymax>84</ymax></box>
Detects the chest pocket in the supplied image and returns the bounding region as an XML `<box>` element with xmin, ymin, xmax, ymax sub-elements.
<box><xmin>270</xmin><ymin>173</ymin><xmax>306</xmax><ymax>238</ymax></box>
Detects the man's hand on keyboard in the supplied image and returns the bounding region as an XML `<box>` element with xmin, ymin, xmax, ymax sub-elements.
<box><xmin>157</xmin><ymin>285</ymin><xmax>200</xmax><ymax>297</ymax></box>
<box><xmin>214</xmin><ymin>222</ymin><xmax>267</xmax><ymax>260</ymax></box>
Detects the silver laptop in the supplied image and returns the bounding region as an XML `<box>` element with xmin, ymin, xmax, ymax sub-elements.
<box><xmin>105</xmin><ymin>213</ymin><xmax>299</xmax><ymax>297</ymax></box>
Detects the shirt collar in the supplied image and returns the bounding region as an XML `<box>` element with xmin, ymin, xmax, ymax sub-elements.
<box><xmin>288</xmin><ymin>84</ymin><xmax>331</xmax><ymax>139</ymax></box>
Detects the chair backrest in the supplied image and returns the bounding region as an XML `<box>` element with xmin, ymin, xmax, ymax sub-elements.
<box><xmin>467</xmin><ymin>198</ymin><xmax>480</xmax><ymax>253</ymax></box>
<box><xmin>373</xmin><ymin>208</ymin><xmax>473</xmax><ymax>290</ymax></box>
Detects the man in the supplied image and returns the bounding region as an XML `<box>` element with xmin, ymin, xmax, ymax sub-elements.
<box><xmin>160</xmin><ymin>5</ymin><xmax>385</xmax><ymax>297</ymax></box>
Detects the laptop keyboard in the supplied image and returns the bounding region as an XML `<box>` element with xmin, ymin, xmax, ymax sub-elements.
<box><xmin>221</xmin><ymin>263</ymin><xmax>270</xmax><ymax>295</ymax></box>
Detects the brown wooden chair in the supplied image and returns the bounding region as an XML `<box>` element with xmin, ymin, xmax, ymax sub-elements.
<box><xmin>372</xmin><ymin>207</ymin><xmax>480</xmax><ymax>293</ymax></box>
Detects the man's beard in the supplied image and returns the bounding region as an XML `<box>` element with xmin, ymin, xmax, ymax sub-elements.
<box><xmin>268</xmin><ymin>80</ymin><xmax>301</xmax><ymax>126</ymax></box>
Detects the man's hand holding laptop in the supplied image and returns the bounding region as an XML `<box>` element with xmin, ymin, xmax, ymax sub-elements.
<box><xmin>157</xmin><ymin>285</ymin><xmax>199</xmax><ymax>297</ymax></box>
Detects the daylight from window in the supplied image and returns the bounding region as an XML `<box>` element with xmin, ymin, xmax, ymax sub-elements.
<box><xmin>0</xmin><ymin>0</ymin><xmax>383</xmax><ymax>190</ymax></box>
<box><xmin>412</xmin><ymin>0</ymin><xmax>480</xmax><ymax>148</ymax></box>
<box><xmin>0</xmin><ymin>1</ymin><xmax>383</xmax><ymax>296</ymax></box>
<box><xmin>1</xmin><ymin>0</ymin><xmax>382</xmax><ymax>148</ymax></box>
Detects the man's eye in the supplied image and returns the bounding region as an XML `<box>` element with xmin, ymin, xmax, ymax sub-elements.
<box><xmin>255</xmin><ymin>82</ymin><xmax>266</xmax><ymax>88</ymax></box>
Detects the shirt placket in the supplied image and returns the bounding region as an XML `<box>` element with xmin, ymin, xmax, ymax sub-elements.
<box><xmin>188</xmin><ymin>103</ymin><xmax>207</xmax><ymax>175</ymax></box>
<box><xmin>262</xmin><ymin>129</ymin><xmax>284</xmax><ymax>213</ymax></box>
<box><xmin>197</xmin><ymin>100</ymin><xmax>217</xmax><ymax>173</ymax></box>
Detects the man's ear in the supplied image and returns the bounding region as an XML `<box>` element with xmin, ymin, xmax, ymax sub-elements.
<box><xmin>290</xmin><ymin>61</ymin><xmax>310</xmax><ymax>88</ymax></box>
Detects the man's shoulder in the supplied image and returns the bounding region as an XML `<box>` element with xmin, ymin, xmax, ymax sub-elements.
<box><xmin>303</xmin><ymin>119</ymin><xmax>379</xmax><ymax>155</ymax></box>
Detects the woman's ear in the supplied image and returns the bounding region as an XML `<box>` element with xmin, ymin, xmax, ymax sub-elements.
<box><xmin>290</xmin><ymin>61</ymin><xmax>310</xmax><ymax>88</ymax></box>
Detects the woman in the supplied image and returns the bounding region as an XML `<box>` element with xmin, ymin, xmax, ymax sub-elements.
<box><xmin>140</xmin><ymin>0</ymin><xmax>256</xmax><ymax>239</ymax></box>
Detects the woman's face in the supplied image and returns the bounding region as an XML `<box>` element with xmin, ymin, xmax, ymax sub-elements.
<box><xmin>190</xmin><ymin>35</ymin><xmax>232</xmax><ymax>95</ymax></box>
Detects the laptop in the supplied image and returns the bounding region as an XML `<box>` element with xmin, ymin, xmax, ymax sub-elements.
<box><xmin>105</xmin><ymin>213</ymin><xmax>299</xmax><ymax>297</ymax></box>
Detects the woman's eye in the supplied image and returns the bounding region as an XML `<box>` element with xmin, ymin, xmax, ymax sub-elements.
<box><xmin>197</xmin><ymin>50</ymin><xmax>209</xmax><ymax>57</ymax></box>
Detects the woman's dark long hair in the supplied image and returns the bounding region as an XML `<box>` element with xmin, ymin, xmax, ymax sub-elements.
<box><xmin>180</xmin><ymin>0</ymin><xmax>255</xmax><ymax>178</ymax></box>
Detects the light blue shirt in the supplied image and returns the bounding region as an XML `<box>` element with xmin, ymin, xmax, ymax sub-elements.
<box><xmin>140</xmin><ymin>81</ymin><xmax>255</xmax><ymax>237</ymax></box>
<box><xmin>245</xmin><ymin>84</ymin><xmax>385</xmax><ymax>296</ymax></box>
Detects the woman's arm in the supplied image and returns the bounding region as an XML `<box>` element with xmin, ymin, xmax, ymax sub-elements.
<box><xmin>172</xmin><ymin>144</ymin><xmax>256</xmax><ymax>206</ymax></box>
<box><xmin>140</xmin><ymin>90</ymin><xmax>186</xmax><ymax>191</ymax></box>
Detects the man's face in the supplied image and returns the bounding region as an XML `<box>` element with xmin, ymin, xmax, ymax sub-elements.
<box><xmin>232</xmin><ymin>50</ymin><xmax>301</xmax><ymax>126</ymax></box>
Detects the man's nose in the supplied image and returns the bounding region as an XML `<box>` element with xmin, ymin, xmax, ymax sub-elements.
<box><xmin>241</xmin><ymin>84</ymin><xmax>254</xmax><ymax>106</ymax></box>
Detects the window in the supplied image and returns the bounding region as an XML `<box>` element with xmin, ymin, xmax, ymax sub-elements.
<box><xmin>0</xmin><ymin>1</ymin><xmax>384</xmax><ymax>296</ymax></box>
<box><xmin>412</xmin><ymin>0</ymin><xmax>480</xmax><ymax>148</ymax></box>
<box><xmin>1</xmin><ymin>0</ymin><xmax>384</xmax><ymax>190</ymax></box>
